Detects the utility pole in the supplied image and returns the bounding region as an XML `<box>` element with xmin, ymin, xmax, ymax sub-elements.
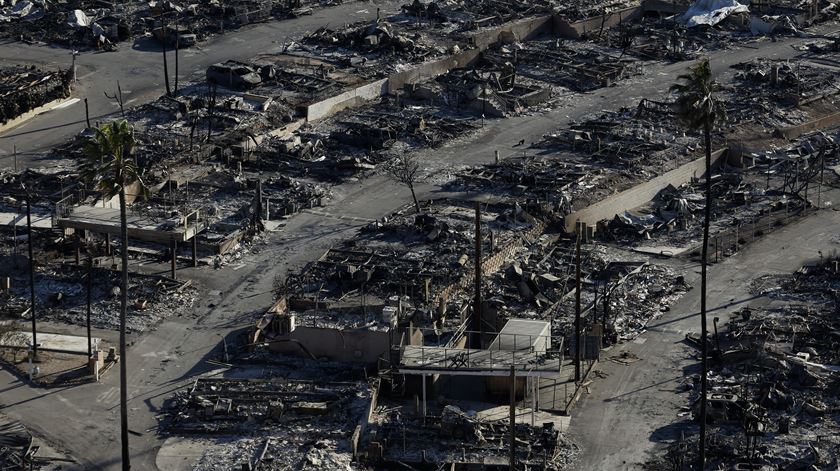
<box><xmin>509</xmin><ymin>365</ymin><xmax>516</xmax><ymax>471</ymax></box>
<box><xmin>173</xmin><ymin>19</ymin><xmax>180</xmax><ymax>96</ymax></box>
<box><xmin>474</xmin><ymin>201</ymin><xmax>482</xmax><ymax>348</ymax></box>
<box><xmin>574</xmin><ymin>229</ymin><xmax>582</xmax><ymax>381</ymax></box>
<box><xmin>86</xmin><ymin>254</ymin><xmax>93</xmax><ymax>358</ymax></box>
<box><xmin>160</xmin><ymin>14</ymin><xmax>171</xmax><ymax>97</ymax></box>
<box><xmin>25</xmin><ymin>189</ymin><xmax>38</xmax><ymax>357</ymax></box>
<box><xmin>84</xmin><ymin>98</ymin><xmax>91</xmax><ymax>128</ymax></box>
<box><xmin>70</xmin><ymin>49</ymin><xmax>79</xmax><ymax>82</ymax></box>
<box><xmin>602</xmin><ymin>280</ymin><xmax>609</xmax><ymax>335</ymax></box>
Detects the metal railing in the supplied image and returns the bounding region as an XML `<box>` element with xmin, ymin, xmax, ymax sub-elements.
<box><xmin>706</xmin><ymin>204</ymin><xmax>812</xmax><ymax>263</ymax></box>
<box><xmin>396</xmin><ymin>330</ymin><xmax>563</xmax><ymax>373</ymax></box>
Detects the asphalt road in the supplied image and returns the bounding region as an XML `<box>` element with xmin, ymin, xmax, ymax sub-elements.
<box><xmin>0</xmin><ymin>7</ymin><xmax>839</xmax><ymax>470</ymax></box>
<box><xmin>0</xmin><ymin>0</ymin><xmax>405</xmax><ymax>168</ymax></box>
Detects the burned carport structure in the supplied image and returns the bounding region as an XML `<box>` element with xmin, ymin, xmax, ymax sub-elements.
<box><xmin>55</xmin><ymin>199</ymin><xmax>206</xmax><ymax>279</ymax></box>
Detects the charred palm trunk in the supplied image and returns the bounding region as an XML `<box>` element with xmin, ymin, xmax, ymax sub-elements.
<box><xmin>118</xmin><ymin>187</ymin><xmax>130</xmax><ymax>470</ymax></box>
<box><xmin>699</xmin><ymin>117</ymin><xmax>712</xmax><ymax>470</ymax></box>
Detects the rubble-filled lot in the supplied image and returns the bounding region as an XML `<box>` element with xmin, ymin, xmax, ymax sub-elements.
<box><xmin>302</xmin><ymin>16</ymin><xmax>459</xmax><ymax>76</ymax></box>
<box><xmin>0</xmin><ymin>415</ymin><xmax>72</xmax><ymax>470</ymax></box>
<box><xmin>484</xmin><ymin>38</ymin><xmax>644</xmax><ymax>93</ymax></box>
<box><xmin>607</xmin><ymin>129</ymin><xmax>839</xmax><ymax>254</ymax></box>
<box><xmin>487</xmin><ymin>238</ymin><xmax>689</xmax><ymax>344</ymax></box>
<box><xmin>445</xmin><ymin>98</ymin><xmax>701</xmax><ymax>211</ymax></box>
<box><xmin>648</xmin><ymin>258</ymin><xmax>840</xmax><ymax>470</ymax></box>
<box><xmin>2</xmin><ymin>264</ymin><xmax>197</xmax><ymax>332</ymax></box>
<box><xmin>0</xmin><ymin>66</ymin><xmax>72</xmax><ymax>124</ymax></box>
<box><xmin>401</xmin><ymin>0</ymin><xmax>558</xmax><ymax>29</ymax></box>
<box><xmin>405</xmin><ymin>56</ymin><xmax>555</xmax><ymax>117</ymax></box>
<box><xmin>0</xmin><ymin>0</ymin><xmax>342</xmax><ymax>49</ymax></box>
<box><xmin>367</xmin><ymin>402</ymin><xmax>580</xmax><ymax>469</ymax></box>
<box><xmin>598</xmin><ymin>17</ymin><xmax>745</xmax><ymax>62</ymax></box>
<box><xmin>279</xmin><ymin>199</ymin><xmax>547</xmax><ymax>330</ymax></box>
<box><xmin>159</xmin><ymin>362</ymin><xmax>373</xmax><ymax>471</ymax></box>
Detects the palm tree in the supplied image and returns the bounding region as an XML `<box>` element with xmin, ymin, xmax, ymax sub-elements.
<box><xmin>80</xmin><ymin>119</ymin><xmax>147</xmax><ymax>471</ymax></box>
<box><xmin>670</xmin><ymin>58</ymin><xmax>726</xmax><ymax>470</ymax></box>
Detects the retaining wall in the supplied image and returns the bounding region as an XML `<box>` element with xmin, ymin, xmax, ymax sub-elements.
<box><xmin>564</xmin><ymin>149</ymin><xmax>728</xmax><ymax>233</ymax></box>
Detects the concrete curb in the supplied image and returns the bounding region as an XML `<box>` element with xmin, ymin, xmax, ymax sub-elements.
<box><xmin>0</xmin><ymin>96</ymin><xmax>76</xmax><ymax>135</ymax></box>
<box><xmin>562</xmin><ymin>359</ymin><xmax>599</xmax><ymax>415</ymax></box>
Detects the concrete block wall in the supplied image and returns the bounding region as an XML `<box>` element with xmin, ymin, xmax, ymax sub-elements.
<box><xmin>467</xmin><ymin>15</ymin><xmax>554</xmax><ymax>49</ymax></box>
<box><xmin>564</xmin><ymin>149</ymin><xmax>728</xmax><ymax>233</ymax></box>
<box><xmin>269</xmin><ymin>325</ymin><xmax>391</xmax><ymax>363</ymax></box>
<box><xmin>387</xmin><ymin>49</ymin><xmax>482</xmax><ymax>94</ymax></box>
<box><xmin>305</xmin><ymin>79</ymin><xmax>388</xmax><ymax>122</ymax></box>
<box><xmin>553</xmin><ymin>6</ymin><xmax>643</xmax><ymax>39</ymax></box>
<box><xmin>774</xmin><ymin>111</ymin><xmax>840</xmax><ymax>140</ymax></box>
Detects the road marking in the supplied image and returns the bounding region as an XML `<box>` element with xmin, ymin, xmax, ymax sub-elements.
<box><xmin>301</xmin><ymin>209</ymin><xmax>374</xmax><ymax>223</ymax></box>
<box><xmin>633</xmin><ymin>337</ymin><xmax>647</xmax><ymax>344</ymax></box>
<box><xmin>52</xmin><ymin>98</ymin><xmax>80</xmax><ymax>110</ymax></box>
<box><xmin>56</xmin><ymin>394</ymin><xmax>86</xmax><ymax>415</ymax></box>
<box><xmin>97</xmin><ymin>386</ymin><xmax>119</xmax><ymax>404</ymax></box>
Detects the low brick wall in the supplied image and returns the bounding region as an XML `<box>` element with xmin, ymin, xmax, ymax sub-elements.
<box><xmin>434</xmin><ymin>218</ymin><xmax>548</xmax><ymax>307</ymax></box>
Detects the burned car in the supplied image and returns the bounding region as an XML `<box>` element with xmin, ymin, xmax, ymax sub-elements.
<box><xmin>206</xmin><ymin>61</ymin><xmax>262</xmax><ymax>89</ymax></box>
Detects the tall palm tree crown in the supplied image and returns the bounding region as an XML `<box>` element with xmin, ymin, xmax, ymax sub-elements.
<box><xmin>80</xmin><ymin>119</ymin><xmax>146</xmax><ymax>199</ymax></box>
<box><xmin>670</xmin><ymin>58</ymin><xmax>727</xmax><ymax>130</ymax></box>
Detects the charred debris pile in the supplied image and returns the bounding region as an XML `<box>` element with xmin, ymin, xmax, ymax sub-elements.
<box><xmin>162</xmin><ymin>375</ymin><xmax>375</xmax><ymax>470</ymax></box>
<box><xmin>486</xmin><ymin>238</ymin><xmax>689</xmax><ymax>344</ymax></box>
<box><xmin>447</xmin><ymin>98</ymin><xmax>698</xmax><ymax>211</ymax></box>
<box><xmin>366</xmin><ymin>404</ymin><xmax>579</xmax><ymax>469</ymax></box>
<box><xmin>303</xmin><ymin>17</ymin><xmax>456</xmax><ymax>75</ymax></box>
<box><xmin>605</xmin><ymin>129</ymin><xmax>839</xmax><ymax>254</ymax></box>
<box><xmin>276</xmin><ymin>199</ymin><xmax>548</xmax><ymax>331</ymax></box>
<box><xmin>650</xmin><ymin>259</ymin><xmax>840</xmax><ymax>470</ymax></box>
<box><xmin>1</xmin><ymin>263</ymin><xmax>197</xmax><ymax>332</ymax></box>
<box><xmin>400</xmin><ymin>0</ymin><xmax>558</xmax><ymax>30</ymax></box>
<box><xmin>0</xmin><ymin>65</ymin><xmax>72</xmax><ymax>125</ymax></box>
<box><xmin>0</xmin><ymin>0</ymin><xmax>333</xmax><ymax>49</ymax></box>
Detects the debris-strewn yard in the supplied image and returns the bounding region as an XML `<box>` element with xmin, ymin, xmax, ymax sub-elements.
<box><xmin>4</xmin><ymin>265</ymin><xmax>197</xmax><ymax>332</ymax></box>
<box><xmin>647</xmin><ymin>258</ymin><xmax>840</xmax><ymax>470</ymax></box>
